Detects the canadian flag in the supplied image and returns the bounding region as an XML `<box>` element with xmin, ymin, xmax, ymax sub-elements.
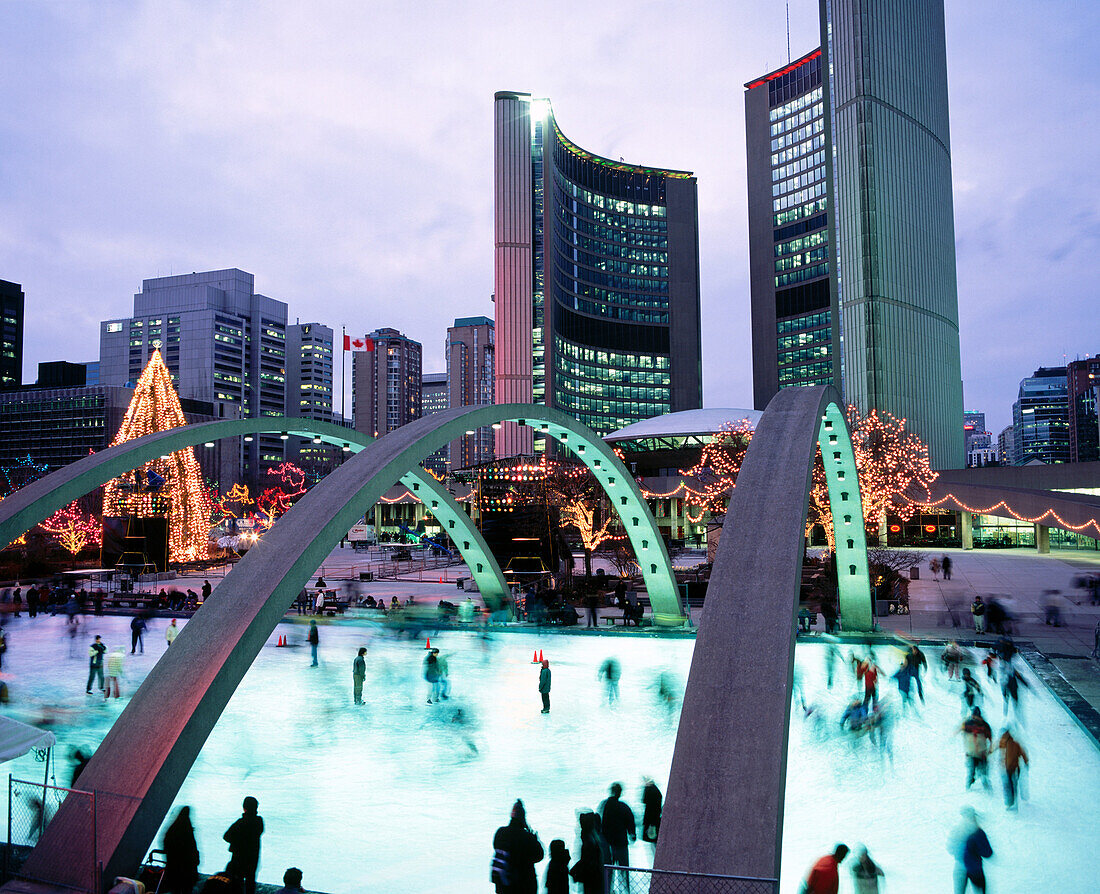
<box><xmin>343</xmin><ymin>334</ymin><xmax>351</xmax><ymax>351</ymax></box>
<box><xmin>352</xmin><ymin>337</ymin><xmax>365</xmax><ymax>349</ymax></box>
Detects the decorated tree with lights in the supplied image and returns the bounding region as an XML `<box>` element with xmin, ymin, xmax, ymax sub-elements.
<box><xmin>543</xmin><ymin>461</ymin><xmax>622</xmax><ymax>579</ymax></box>
<box><xmin>255</xmin><ymin>462</ymin><xmax>308</xmax><ymax>527</ymax></box>
<box><xmin>675</xmin><ymin>419</ymin><xmax>757</xmax><ymax>520</ymax></box>
<box><xmin>102</xmin><ymin>350</ymin><xmax>212</xmax><ymax>563</ymax></box>
<box><xmin>40</xmin><ymin>501</ymin><xmax>102</xmax><ymax>558</ymax></box>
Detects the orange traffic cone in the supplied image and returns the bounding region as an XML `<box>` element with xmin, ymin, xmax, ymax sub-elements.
<box><xmin>425</xmin><ymin>637</ymin><xmax>432</xmax><ymax>650</ymax></box>
<box><xmin>439</xmin><ymin>577</ymin><xmax>443</xmax><ymax>584</ymax></box>
<box><xmin>531</xmin><ymin>651</ymin><xmax>539</xmax><ymax>663</ymax></box>
<box><xmin>538</xmin><ymin>649</ymin><xmax>544</xmax><ymax>662</ymax></box>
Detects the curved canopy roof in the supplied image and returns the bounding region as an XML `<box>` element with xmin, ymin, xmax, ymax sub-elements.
<box><xmin>605</xmin><ymin>408</ymin><xmax>762</xmax><ymax>444</ymax></box>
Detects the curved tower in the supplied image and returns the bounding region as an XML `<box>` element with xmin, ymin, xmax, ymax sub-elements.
<box><xmin>494</xmin><ymin>92</ymin><xmax>701</xmax><ymax>456</ymax></box>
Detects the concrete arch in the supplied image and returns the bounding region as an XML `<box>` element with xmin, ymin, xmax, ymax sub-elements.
<box><xmin>0</xmin><ymin>416</ymin><xmax>510</xmax><ymax>606</ymax></box>
<box><xmin>654</xmin><ymin>385</ymin><xmax>870</xmax><ymax>885</ymax></box>
<box><xmin>8</xmin><ymin>403</ymin><xmax>681</xmax><ymax>889</ymax></box>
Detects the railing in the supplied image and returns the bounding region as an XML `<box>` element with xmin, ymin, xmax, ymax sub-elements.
<box><xmin>7</xmin><ymin>777</ymin><xmax>97</xmax><ymax>893</ymax></box>
<box><xmin>605</xmin><ymin>866</ymin><xmax>778</xmax><ymax>894</ymax></box>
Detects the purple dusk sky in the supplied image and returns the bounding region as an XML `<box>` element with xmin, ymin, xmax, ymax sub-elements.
<box><xmin>1</xmin><ymin>1</ymin><xmax>1096</xmax><ymax>437</ymax></box>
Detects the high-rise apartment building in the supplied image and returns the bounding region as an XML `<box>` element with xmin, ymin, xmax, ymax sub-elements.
<box><xmin>746</xmin><ymin>1</ymin><xmax>965</xmax><ymax>469</ymax></box>
<box><xmin>420</xmin><ymin>371</ymin><xmax>449</xmax><ymax>476</ymax></box>
<box><xmin>1012</xmin><ymin>367</ymin><xmax>1069</xmax><ymax>465</ymax></box>
<box><xmin>447</xmin><ymin>316</ymin><xmax>495</xmax><ymax>470</ymax></box>
<box><xmin>745</xmin><ymin>50</ymin><xmax>838</xmax><ymax>407</ymax></box>
<box><xmin>99</xmin><ymin>269</ymin><xmax>288</xmax><ymax>485</ymax></box>
<box><xmin>0</xmin><ymin>280</ymin><xmax>25</xmax><ymax>389</ymax></box>
<box><xmin>493</xmin><ymin>92</ymin><xmax>702</xmax><ymax>456</ymax></box>
<box><xmin>285</xmin><ymin>322</ymin><xmax>337</xmax><ymax>473</ymax></box>
<box><xmin>351</xmin><ymin>328</ymin><xmax>422</xmax><ymax>438</ymax></box>
<box><xmin>1067</xmin><ymin>356</ymin><xmax>1100</xmax><ymax>463</ymax></box>
<box><xmin>997</xmin><ymin>425</ymin><xmax>1015</xmax><ymax>468</ymax></box>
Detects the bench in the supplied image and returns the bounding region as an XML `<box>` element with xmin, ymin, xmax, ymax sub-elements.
<box><xmin>319</xmin><ymin>599</ymin><xmax>348</xmax><ymax>616</ymax></box>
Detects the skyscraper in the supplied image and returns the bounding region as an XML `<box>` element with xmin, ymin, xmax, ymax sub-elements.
<box><xmin>494</xmin><ymin>92</ymin><xmax>702</xmax><ymax>456</ymax></box>
<box><xmin>446</xmin><ymin>315</ymin><xmax>495</xmax><ymax>470</ymax></box>
<box><xmin>746</xmin><ymin>1</ymin><xmax>965</xmax><ymax>469</ymax></box>
<box><xmin>285</xmin><ymin>322</ymin><xmax>337</xmax><ymax>473</ymax></box>
<box><xmin>1012</xmin><ymin>367</ymin><xmax>1069</xmax><ymax>465</ymax></box>
<box><xmin>0</xmin><ymin>280</ymin><xmax>25</xmax><ymax>389</ymax></box>
<box><xmin>1067</xmin><ymin>356</ymin><xmax>1099</xmax><ymax>463</ymax></box>
<box><xmin>351</xmin><ymin>328</ymin><xmax>422</xmax><ymax>438</ymax></box>
<box><xmin>420</xmin><ymin>371</ymin><xmax>449</xmax><ymax>476</ymax></box>
<box><xmin>99</xmin><ymin>269</ymin><xmax>288</xmax><ymax>485</ymax></box>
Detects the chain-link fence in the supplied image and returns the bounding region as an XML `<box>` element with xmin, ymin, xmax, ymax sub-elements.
<box><xmin>606</xmin><ymin>866</ymin><xmax>778</xmax><ymax>894</ymax></box>
<box><xmin>7</xmin><ymin>776</ymin><xmax>97</xmax><ymax>892</ymax></box>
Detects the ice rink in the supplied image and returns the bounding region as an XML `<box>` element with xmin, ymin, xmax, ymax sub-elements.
<box><xmin>3</xmin><ymin>613</ymin><xmax>1099</xmax><ymax>893</ymax></box>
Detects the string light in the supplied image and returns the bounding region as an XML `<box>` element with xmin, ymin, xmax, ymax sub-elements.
<box><xmin>102</xmin><ymin>349</ymin><xmax>212</xmax><ymax>563</ymax></box>
<box><xmin>916</xmin><ymin>494</ymin><xmax>1100</xmax><ymax>536</ymax></box>
<box><xmin>39</xmin><ymin>501</ymin><xmax>101</xmax><ymax>556</ymax></box>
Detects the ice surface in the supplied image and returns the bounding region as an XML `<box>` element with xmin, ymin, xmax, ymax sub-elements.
<box><xmin>2</xmin><ymin>614</ymin><xmax>1098</xmax><ymax>893</ymax></box>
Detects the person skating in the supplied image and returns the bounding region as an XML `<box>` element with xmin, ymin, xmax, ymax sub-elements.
<box><xmin>538</xmin><ymin>659</ymin><xmax>551</xmax><ymax>714</ymax></box>
<box><xmin>352</xmin><ymin>647</ymin><xmax>366</xmax><ymax>705</ymax></box>
<box><xmin>850</xmin><ymin>846</ymin><xmax>884</xmax><ymax>894</ymax></box>
<box><xmin>598</xmin><ymin>658</ymin><xmax>620</xmax><ymax>705</ymax></box>
<box><xmin>104</xmin><ymin>647</ymin><xmax>124</xmax><ymax>699</ymax></box>
<box><xmin>997</xmin><ymin>729</ymin><xmax>1029</xmax><ymax>810</ymax></box>
<box><xmin>130</xmin><ymin>615</ymin><xmax>146</xmax><ymax>654</ymax></box>
<box><xmin>641</xmin><ymin>778</ymin><xmax>662</xmax><ymax>850</ymax></box>
<box><xmin>223</xmin><ymin>796</ymin><xmax>264</xmax><ymax>894</ymax></box>
<box><xmin>599</xmin><ymin>782</ymin><xmax>636</xmax><ymax>879</ymax></box>
<box><xmin>545</xmin><ymin>839</ymin><xmax>570</xmax><ymax>894</ymax></box>
<box><xmin>856</xmin><ymin>655</ymin><xmax>880</xmax><ymax>708</ymax></box>
<box><xmin>424</xmin><ymin>648</ymin><xmax>441</xmax><ymax>704</ymax></box>
<box><xmin>86</xmin><ymin>636</ymin><xmax>106</xmax><ymax>694</ymax></box>
<box><xmin>960</xmin><ymin>707</ymin><xmax>993</xmax><ymax>790</ymax></box>
<box><xmin>961</xmin><ymin>668</ymin><xmax>983</xmax><ymax>713</ymax></box>
<box><xmin>307</xmin><ymin>620</ymin><xmax>319</xmax><ymax>667</ymax></box>
<box><xmin>165</xmin><ymin>618</ymin><xmax>179</xmax><ymax>648</ymax></box>
<box><xmin>951</xmin><ymin>807</ymin><xmax>992</xmax><ymax>893</ymax></box>
<box><xmin>802</xmin><ymin>844</ymin><xmax>850</xmax><ymax>894</ymax></box>
<box><xmin>492</xmin><ymin>799</ymin><xmax>544</xmax><ymax>894</ymax></box>
<box><xmin>162</xmin><ymin>805</ymin><xmax>200</xmax><ymax>894</ymax></box>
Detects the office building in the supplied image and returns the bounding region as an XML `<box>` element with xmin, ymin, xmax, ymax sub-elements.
<box><xmin>745</xmin><ymin>49</ymin><xmax>838</xmax><ymax>407</ymax></box>
<box><xmin>997</xmin><ymin>426</ymin><xmax>1016</xmax><ymax>469</ymax></box>
<box><xmin>421</xmin><ymin>372</ymin><xmax>449</xmax><ymax>476</ymax></box>
<box><xmin>285</xmin><ymin>322</ymin><xmax>338</xmax><ymax>474</ymax></box>
<box><xmin>1012</xmin><ymin>367</ymin><xmax>1069</xmax><ymax>465</ymax></box>
<box><xmin>447</xmin><ymin>315</ymin><xmax>495</xmax><ymax>470</ymax></box>
<box><xmin>1068</xmin><ymin>356</ymin><xmax>1100</xmax><ymax>463</ymax></box>
<box><xmin>351</xmin><ymin>328</ymin><xmax>422</xmax><ymax>438</ymax></box>
<box><xmin>0</xmin><ymin>280</ymin><xmax>25</xmax><ymax>389</ymax></box>
<box><xmin>99</xmin><ymin>269</ymin><xmax>288</xmax><ymax>485</ymax></box>
<box><xmin>493</xmin><ymin>92</ymin><xmax>702</xmax><ymax>455</ymax></box>
<box><xmin>745</xmin><ymin>1</ymin><xmax>965</xmax><ymax>469</ymax></box>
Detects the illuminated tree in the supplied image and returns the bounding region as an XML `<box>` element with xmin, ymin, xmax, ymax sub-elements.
<box><xmin>543</xmin><ymin>461</ymin><xmax>623</xmax><ymax>578</ymax></box>
<box><xmin>676</xmin><ymin>419</ymin><xmax>756</xmax><ymax>520</ymax></box>
<box><xmin>255</xmin><ymin>462</ymin><xmax>308</xmax><ymax>526</ymax></box>
<box><xmin>40</xmin><ymin>501</ymin><xmax>101</xmax><ymax>557</ymax></box>
<box><xmin>102</xmin><ymin>350</ymin><xmax>212</xmax><ymax>563</ymax></box>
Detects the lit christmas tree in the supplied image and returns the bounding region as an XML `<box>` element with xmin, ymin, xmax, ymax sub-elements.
<box><xmin>40</xmin><ymin>501</ymin><xmax>102</xmax><ymax>557</ymax></box>
<box><xmin>102</xmin><ymin>350</ymin><xmax>211</xmax><ymax>563</ymax></box>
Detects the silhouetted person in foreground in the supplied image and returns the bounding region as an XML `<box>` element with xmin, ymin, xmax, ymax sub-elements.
<box><xmin>569</xmin><ymin>811</ymin><xmax>608</xmax><ymax>894</ymax></box>
<box><xmin>600</xmin><ymin>782</ymin><xmax>636</xmax><ymax>878</ymax></box>
<box><xmin>492</xmin><ymin>799</ymin><xmax>544</xmax><ymax>894</ymax></box>
<box><xmin>274</xmin><ymin>867</ymin><xmax>305</xmax><ymax>894</ymax></box>
<box><xmin>162</xmin><ymin>806</ymin><xmax>200</xmax><ymax>894</ymax></box>
<box><xmin>641</xmin><ymin>778</ymin><xmax>662</xmax><ymax>851</ymax></box>
<box><xmin>803</xmin><ymin>844</ymin><xmax>849</xmax><ymax>894</ymax></box>
<box><xmin>223</xmin><ymin>796</ymin><xmax>264</xmax><ymax>894</ymax></box>
<box><xmin>545</xmin><ymin>839</ymin><xmax>570</xmax><ymax>894</ymax></box>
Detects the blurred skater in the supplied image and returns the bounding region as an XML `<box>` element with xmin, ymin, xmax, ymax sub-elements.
<box><xmin>104</xmin><ymin>647</ymin><xmax>124</xmax><ymax>699</ymax></box>
<box><xmin>569</xmin><ymin>812</ymin><xmax>607</xmax><ymax>894</ymax></box>
<box><xmin>1000</xmin><ymin>663</ymin><xmax>1030</xmax><ymax>721</ymax></box>
<box><xmin>641</xmin><ymin>778</ymin><xmax>662</xmax><ymax>852</ymax></box>
<box><xmin>162</xmin><ymin>806</ymin><xmax>200</xmax><ymax>894</ymax></box>
<box><xmin>165</xmin><ymin>618</ymin><xmax>179</xmax><ymax>648</ymax></box>
<box><xmin>856</xmin><ymin>654</ymin><xmax>880</xmax><ymax>708</ymax></box>
<box><xmin>130</xmin><ymin>614</ymin><xmax>146</xmax><ymax>654</ymax></box>
<box><xmin>223</xmin><ymin>796</ymin><xmax>264</xmax><ymax>894</ymax></box>
<box><xmin>307</xmin><ymin>620</ymin><xmax>319</xmax><ymax>667</ymax></box>
<box><xmin>85</xmin><ymin>636</ymin><xmax>105</xmax><ymax>694</ymax></box>
<box><xmin>960</xmin><ymin>707</ymin><xmax>992</xmax><ymax>791</ymax></box>
<box><xmin>70</xmin><ymin>748</ymin><xmax>91</xmax><ymax>788</ymax></box>
<box><xmin>850</xmin><ymin>847</ymin><xmax>885</xmax><ymax>894</ymax></box>
<box><xmin>802</xmin><ymin>844</ymin><xmax>849</xmax><ymax>894</ymax></box>
<box><xmin>950</xmin><ymin>807</ymin><xmax>992</xmax><ymax>893</ymax></box>
<box><xmin>598</xmin><ymin>658</ymin><xmax>620</xmax><ymax>705</ymax></box>
<box><xmin>961</xmin><ymin>668</ymin><xmax>983</xmax><ymax>713</ymax></box>
<box><xmin>352</xmin><ymin>647</ymin><xmax>366</xmax><ymax>705</ymax></box>
<box><xmin>425</xmin><ymin>648</ymin><xmax>441</xmax><ymax>704</ymax></box>
<box><xmin>997</xmin><ymin>729</ymin><xmax>1028</xmax><ymax>810</ymax></box>
<box><xmin>942</xmin><ymin>642</ymin><xmax>965</xmax><ymax>680</ymax></box>
<box><xmin>492</xmin><ymin>799</ymin><xmax>543</xmax><ymax>894</ymax></box>
<box><xmin>538</xmin><ymin>659</ymin><xmax>551</xmax><ymax>714</ymax></box>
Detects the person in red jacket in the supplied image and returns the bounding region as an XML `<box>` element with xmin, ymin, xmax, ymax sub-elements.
<box><xmin>803</xmin><ymin>844</ymin><xmax>850</xmax><ymax>894</ymax></box>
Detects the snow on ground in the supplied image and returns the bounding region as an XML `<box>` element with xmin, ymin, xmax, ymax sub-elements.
<box><xmin>1</xmin><ymin>614</ymin><xmax>1098</xmax><ymax>893</ymax></box>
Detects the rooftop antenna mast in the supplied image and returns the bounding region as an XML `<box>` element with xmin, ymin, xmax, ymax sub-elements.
<box><xmin>786</xmin><ymin>3</ymin><xmax>791</xmax><ymax>63</ymax></box>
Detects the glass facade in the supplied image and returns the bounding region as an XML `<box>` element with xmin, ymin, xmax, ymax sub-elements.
<box><xmin>1011</xmin><ymin>367</ymin><xmax>1070</xmax><ymax>465</ymax></box>
<box><xmin>494</xmin><ymin>93</ymin><xmax>701</xmax><ymax>451</ymax></box>
<box><xmin>0</xmin><ymin>281</ymin><xmax>24</xmax><ymax>389</ymax></box>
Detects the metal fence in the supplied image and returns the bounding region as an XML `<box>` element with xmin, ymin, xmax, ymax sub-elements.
<box><xmin>606</xmin><ymin>866</ymin><xmax>778</xmax><ymax>894</ymax></box>
<box><xmin>7</xmin><ymin>776</ymin><xmax>97</xmax><ymax>892</ymax></box>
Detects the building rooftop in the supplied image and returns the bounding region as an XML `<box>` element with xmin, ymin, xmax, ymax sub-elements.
<box><xmin>605</xmin><ymin>408</ymin><xmax>762</xmax><ymax>443</ymax></box>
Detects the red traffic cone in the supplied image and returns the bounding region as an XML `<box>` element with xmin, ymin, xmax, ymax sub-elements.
<box><xmin>425</xmin><ymin>637</ymin><xmax>432</xmax><ymax>650</ymax></box>
<box><xmin>531</xmin><ymin>651</ymin><xmax>539</xmax><ymax>664</ymax></box>
<box><xmin>439</xmin><ymin>577</ymin><xmax>443</xmax><ymax>584</ymax></box>
<box><xmin>538</xmin><ymin>649</ymin><xmax>544</xmax><ymax>662</ymax></box>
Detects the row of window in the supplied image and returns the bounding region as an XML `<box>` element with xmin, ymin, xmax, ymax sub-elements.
<box><xmin>554</xmin><ymin>390</ymin><xmax>669</xmax><ymax>422</ymax></box>
<box><xmin>555</xmin><ymin>171</ymin><xmax>667</xmax><ymax>219</ymax></box>
<box><xmin>555</xmin><ymin>172</ymin><xmax>668</xmax><ymax>233</ymax></box>
<box><xmin>769</xmin><ymin>98</ymin><xmax>823</xmax><ymax>137</ymax></box>
<box><xmin>770</xmin><ymin>117</ymin><xmax>824</xmax><ymax>153</ymax></box>
<box><xmin>774</xmin><ymin>197</ymin><xmax>828</xmax><ymax>229</ymax></box>
<box><xmin>773</xmin><ymin>164</ymin><xmax>826</xmax><ymax>198</ymax></box>
<box><xmin>776</xmin><ymin>261</ymin><xmax>828</xmax><ymax>287</ymax></box>
<box><xmin>779</xmin><ymin>362</ymin><xmax>833</xmax><ymax>385</ymax></box>
<box><xmin>773</xmin><ymin>180</ymin><xmax>827</xmax><ymax>213</ymax></box>
<box><xmin>553</xmin><ymin>255</ymin><xmax>669</xmax><ymax>298</ymax></box>
<box><xmin>558</xmin><ymin>219</ymin><xmax>668</xmax><ymax>265</ymax></box>
<box><xmin>777</xmin><ymin>326</ymin><xmax>831</xmax><ymax>351</ymax></box>
<box><xmin>778</xmin><ymin>344</ymin><xmax>830</xmax><ymax>365</ymax></box>
<box><xmin>769</xmin><ymin>87</ymin><xmax>823</xmax><ymax>122</ymax></box>
<box><xmin>555</xmin><ymin>201</ymin><xmax>668</xmax><ymax>251</ymax></box>
<box><xmin>772</xmin><ymin>133</ymin><xmax>827</xmax><ymax>168</ymax></box>
<box><xmin>775</xmin><ymin>245</ymin><xmax>828</xmax><ymax>273</ymax></box>
<box><xmin>555</xmin><ymin>364</ymin><xmax>672</xmax><ymax>401</ymax></box>
<box><xmin>775</xmin><ymin>229</ymin><xmax>828</xmax><ymax>258</ymax></box>
<box><xmin>772</xmin><ymin>150</ymin><xmax>826</xmax><ymax>183</ymax></box>
<box><xmin>557</xmin><ymin>293</ymin><xmax>669</xmax><ymax>325</ymax></box>
<box><xmin>557</xmin><ymin>340</ymin><xmax>670</xmax><ymax>370</ymax></box>
<box><xmin>560</xmin><ymin>240</ymin><xmax>668</xmax><ymax>279</ymax></box>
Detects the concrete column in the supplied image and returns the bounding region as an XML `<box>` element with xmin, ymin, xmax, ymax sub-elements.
<box><xmin>373</xmin><ymin>501</ymin><xmax>382</xmax><ymax>538</ymax></box>
<box><xmin>878</xmin><ymin>510</ymin><xmax>888</xmax><ymax>546</ymax></box>
<box><xmin>961</xmin><ymin>511</ymin><xmax>973</xmax><ymax>550</ymax></box>
<box><xmin>1035</xmin><ymin>523</ymin><xmax>1050</xmax><ymax>554</ymax></box>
